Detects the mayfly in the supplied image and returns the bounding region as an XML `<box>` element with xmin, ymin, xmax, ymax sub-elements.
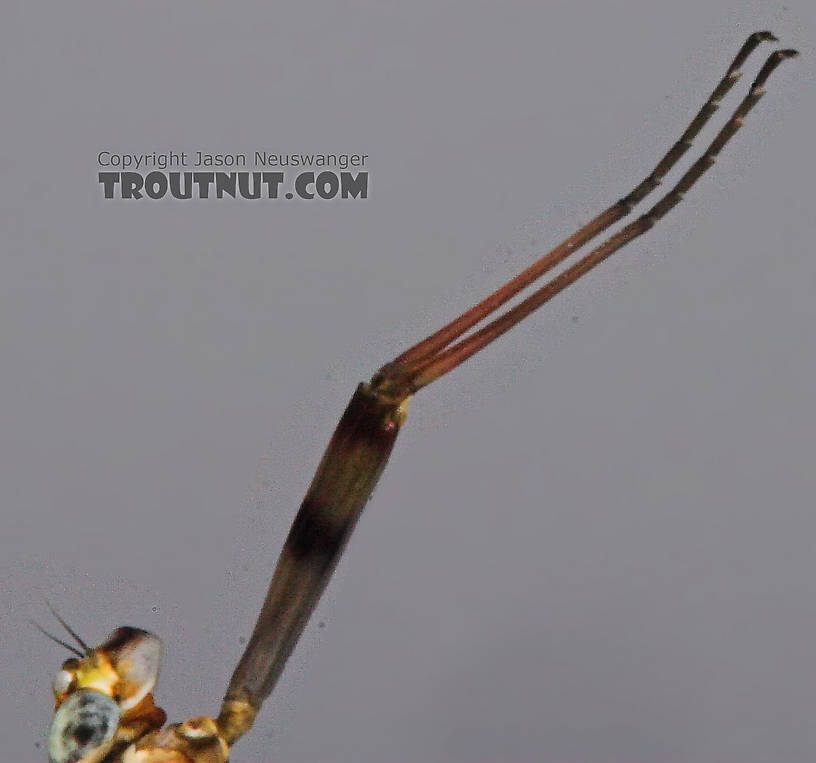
<box><xmin>42</xmin><ymin>33</ymin><xmax>796</xmax><ymax>763</ymax></box>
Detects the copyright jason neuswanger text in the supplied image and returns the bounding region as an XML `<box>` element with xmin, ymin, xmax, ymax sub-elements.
<box><xmin>96</xmin><ymin>150</ymin><xmax>370</xmax><ymax>200</ymax></box>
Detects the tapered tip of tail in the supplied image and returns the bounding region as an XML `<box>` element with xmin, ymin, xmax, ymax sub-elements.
<box><xmin>752</xmin><ymin>31</ymin><xmax>779</xmax><ymax>44</ymax></box>
<box><xmin>730</xmin><ymin>31</ymin><xmax>780</xmax><ymax>74</ymax></box>
<box><xmin>752</xmin><ymin>47</ymin><xmax>800</xmax><ymax>90</ymax></box>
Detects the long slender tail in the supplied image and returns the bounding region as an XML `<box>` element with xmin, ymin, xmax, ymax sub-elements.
<box><xmin>373</xmin><ymin>36</ymin><xmax>796</xmax><ymax>400</ymax></box>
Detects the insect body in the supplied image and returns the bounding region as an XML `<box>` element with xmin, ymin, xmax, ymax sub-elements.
<box><xmin>44</xmin><ymin>33</ymin><xmax>797</xmax><ymax>763</ymax></box>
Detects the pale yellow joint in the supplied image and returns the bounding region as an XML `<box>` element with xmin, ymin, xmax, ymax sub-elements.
<box><xmin>395</xmin><ymin>395</ymin><xmax>411</xmax><ymax>424</ymax></box>
<box><xmin>216</xmin><ymin>697</ymin><xmax>259</xmax><ymax>746</ymax></box>
<box><xmin>366</xmin><ymin>374</ymin><xmax>415</xmax><ymax>410</ymax></box>
<box><xmin>178</xmin><ymin>716</ymin><xmax>221</xmax><ymax>741</ymax></box>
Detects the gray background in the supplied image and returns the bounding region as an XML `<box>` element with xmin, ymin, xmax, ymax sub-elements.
<box><xmin>1</xmin><ymin>2</ymin><xmax>813</xmax><ymax>762</ymax></box>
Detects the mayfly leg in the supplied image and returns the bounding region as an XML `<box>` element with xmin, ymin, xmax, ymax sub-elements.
<box><xmin>378</xmin><ymin>47</ymin><xmax>798</xmax><ymax>395</ymax></box>
<box><xmin>382</xmin><ymin>30</ymin><xmax>778</xmax><ymax>376</ymax></box>
<box><xmin>215</xmin><ymin>36</ymin><xmax>797</xmax><ymax>749</ymax></box>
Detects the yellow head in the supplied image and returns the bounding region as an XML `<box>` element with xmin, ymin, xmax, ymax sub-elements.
<box><xmin>48</xmin><ymin>627</ymin><xmax>166</xmax><ymax>763</ymax></box>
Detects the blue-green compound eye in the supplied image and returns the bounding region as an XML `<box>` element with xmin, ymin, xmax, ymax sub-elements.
<box><xmin>48</xmin><ymin>689</ymin><xmax>120</xmax><ymax>763</ymax></box>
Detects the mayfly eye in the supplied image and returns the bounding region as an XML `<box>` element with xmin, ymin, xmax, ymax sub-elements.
<box><xmin>47</xmin><ymin>689</ymin><xmax>120</xmax><ymax>763</ymax></box>
<box><xmin>52</xmin><ymin>669</ymin><xmax>74</xmax><ymax>696</ymax></box>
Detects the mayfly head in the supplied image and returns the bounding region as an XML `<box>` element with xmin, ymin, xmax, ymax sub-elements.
<box><xmin>47</xmin><ymin>627</ymin><xmax>166</xmax><ymax>763</ymax></box>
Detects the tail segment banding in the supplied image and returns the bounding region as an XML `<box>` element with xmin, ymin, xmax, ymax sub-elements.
<box><xmin>374</xmin><ymin>41</ymin><xmax>797</xmax><ymax>397</ymax></box>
